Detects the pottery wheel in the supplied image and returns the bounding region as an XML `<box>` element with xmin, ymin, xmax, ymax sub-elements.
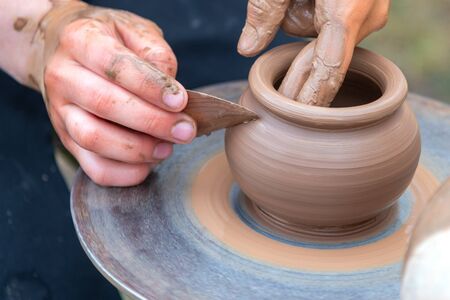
<box><xmin>71</xmin><ymin>81</ymin><xmax>450</xmax><ymax>300</ymax></box>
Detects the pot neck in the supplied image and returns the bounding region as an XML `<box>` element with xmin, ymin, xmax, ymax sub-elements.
<box><xmin>248</xmin><ymin>42</ymin><xmax>408</xmax><ymax>130</ymax></box>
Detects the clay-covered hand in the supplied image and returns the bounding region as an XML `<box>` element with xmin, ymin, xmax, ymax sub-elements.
<box><xmin>238</xmin><ymin>0</ymin><xmax>390</xmax><ymax>106</ymax></box>
<box><xmin>28</xmin><ymin>1</ymin><xmax>196</xmax><ymax>186</ymax></box>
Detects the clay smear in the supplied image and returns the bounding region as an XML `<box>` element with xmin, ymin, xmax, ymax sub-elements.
<box><xmin>191</xmin><ymin>152</ymin><xmax>438</xmax><ymax>272</ymax></box>
<box><xmin>13</xmin><ymin>17</ymin><xmax>28</xmax><ymax>31</ymax></box>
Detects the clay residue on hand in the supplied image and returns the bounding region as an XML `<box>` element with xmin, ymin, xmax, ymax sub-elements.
<box><xmin>239</xmin><ymin>0</ymin><xmax>390</xmax><ymax>107</ymax></box>
<box><xmin>104</xmin><ymin>53</ymin><xmax>179</xmax><ymax>94</ymax></box>
<box><xmin>238</xmin><ymin>0</ymin><xmax>290</xmax><ymax>56</ymax></box>
<box><xmin>27</xmin><ymin>0</ymin><xmax>181</xmax><ymax>111</ymax></box>
<box><xmin>105</xmin><ymin>68</ymin><xmax>118</xmax><ymax>81</ymax></box>
<box><xmin>13</xmin><ymin>17</ymin><xmax>28</xmax><ymax>31</ymax></box>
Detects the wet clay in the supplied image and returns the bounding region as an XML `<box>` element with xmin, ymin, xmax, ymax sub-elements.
<box><xmin>13</xmin><ymin>17</ymin><xmax>28</xmax><ymax>31</ymax></box>
<box><xmin>238</xmin><ymin>0</ymin><xmax>390</xmax><ymax>107</ymax></box>
<box><xmin>225</xmin><ymin>42</ymin><xmax>421</xmax><ymax>229</ymax></box>
<box><xmin>240</xmin><ymin>193</ymin><xmax>395</xmax><ymax>241</ymax></box>
<box><xmin>191</xmin><ymin>152</ymin><xmax>438</xmax><ymax>271</ymax></box>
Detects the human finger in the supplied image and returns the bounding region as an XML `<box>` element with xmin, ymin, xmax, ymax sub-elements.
<box><xmin>113</xmin><ymin>13</ymin><xmax>178</xmax><ymax>77</ymax></box>
<box><xmin>51</xmin><ymin>108</ymin><xmax>153</xmax><ymax>187</ymax></box>
<box><xmin>296</xmin><ymin>23</ymin><xmax>357</xmax><ymax>106</ymax></box>
<box><xmin>238</xmin><ymin>0</ymin><xmax>291</xmax><ymax>57</ymax></box>
<box><xmin>60</xmin><ymin>19</ymin><xmax>187</xmax><ymax>112</ymax></box>
<box><xmin>61</xmin><ymin>104</ymin><xmax>173</xmax><ymax>163</ymax></box>
<box><xmin>278</xmin><ymin>40</ymin><xmax>315</xmax><ymax>98</ymax></box>
<box><xmin>281</xmin><ymin>0</ymin><xmax>316</xmax><ymax>37</ymax></box>
<box><xmin>45</xmin><ymin>62</ymin><xmax>196</xmax><ymax>144</ymax></box>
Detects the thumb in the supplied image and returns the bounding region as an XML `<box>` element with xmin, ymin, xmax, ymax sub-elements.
<box><xmin>238</xmin><ymin>0</ymin><xmax>291</xmax><ymax>57</ymax></box>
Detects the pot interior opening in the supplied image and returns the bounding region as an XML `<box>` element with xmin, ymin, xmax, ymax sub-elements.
<box><xmin>274</xmin><ymin>70</ymin><xmax>383</xmax><ymax>108</ymax></box>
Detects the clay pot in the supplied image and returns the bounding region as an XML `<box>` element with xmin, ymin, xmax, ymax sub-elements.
<box><xmin>225</xmin><ymin>42</ymin><xmax>421</xmax><ymax>231</ymax></box>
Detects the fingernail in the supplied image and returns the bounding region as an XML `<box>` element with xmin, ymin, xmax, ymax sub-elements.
<box><xmin>238</xmin><ymin>25</ymin><xmax>258</xmax><ymax>55</ymax></box>
<box><xmin>153</xmin><ymin>142</ymin><xmax>172</xmax><ymax>160</ymax></box>
<box><xmin>163</xmin><ymin>91</ymin><xmax>185</xmax><ymax>110</ymax></box>
<box><xmin>171</xmin><ymin>121</ymin><xmax>195</xmax><ymax>142</ymax></box>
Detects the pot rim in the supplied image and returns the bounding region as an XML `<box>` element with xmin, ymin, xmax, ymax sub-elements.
<box><xmin>248</xmin><ymin>42</ymin><xmax>408</xmax><ymax>129</ymax></box>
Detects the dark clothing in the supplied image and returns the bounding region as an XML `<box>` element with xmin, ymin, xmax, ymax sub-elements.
<box><xmin>0</xmin><ymin>1</ymin><xmax>294</xmax><ymax>299</ymax></box>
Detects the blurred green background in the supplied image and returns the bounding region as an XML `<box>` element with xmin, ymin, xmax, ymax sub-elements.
<box><xmin>361</xmin><ymin>0</ymin><xmax>450</xmax><ymax>103</ymax></box>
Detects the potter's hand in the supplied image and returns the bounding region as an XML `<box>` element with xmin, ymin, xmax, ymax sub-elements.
<box><xmin>27</xmin><ymin>1</ymin><xmax>196</xmax><ymax>186</ymax></box>
<box><xmin>238</xmin><ymin>0</ymin><xmax>390</xmax><ymax>106</ymax></box>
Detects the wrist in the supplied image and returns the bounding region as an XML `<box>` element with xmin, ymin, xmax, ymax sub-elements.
<box><xmin>0</xmin><ymin>1</ymin><xmax>53</xmax><ymax>86</ymax></box>
<box><xmin>27</xmin><ymin>0</ymin><xmax>88</xmax><ymax>91</ymax></box>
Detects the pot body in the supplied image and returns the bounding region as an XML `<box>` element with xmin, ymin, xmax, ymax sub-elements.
<box><xmin>225</xmin><ymin>43</ymin><xmax>421</xmax><ymax>227</ymax></box>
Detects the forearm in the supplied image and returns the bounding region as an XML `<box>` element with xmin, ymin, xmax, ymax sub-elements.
<box><xmin>0</xmin><ymin>0</ymin><xmax>52</xmax><ymax>86</ymax></box>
